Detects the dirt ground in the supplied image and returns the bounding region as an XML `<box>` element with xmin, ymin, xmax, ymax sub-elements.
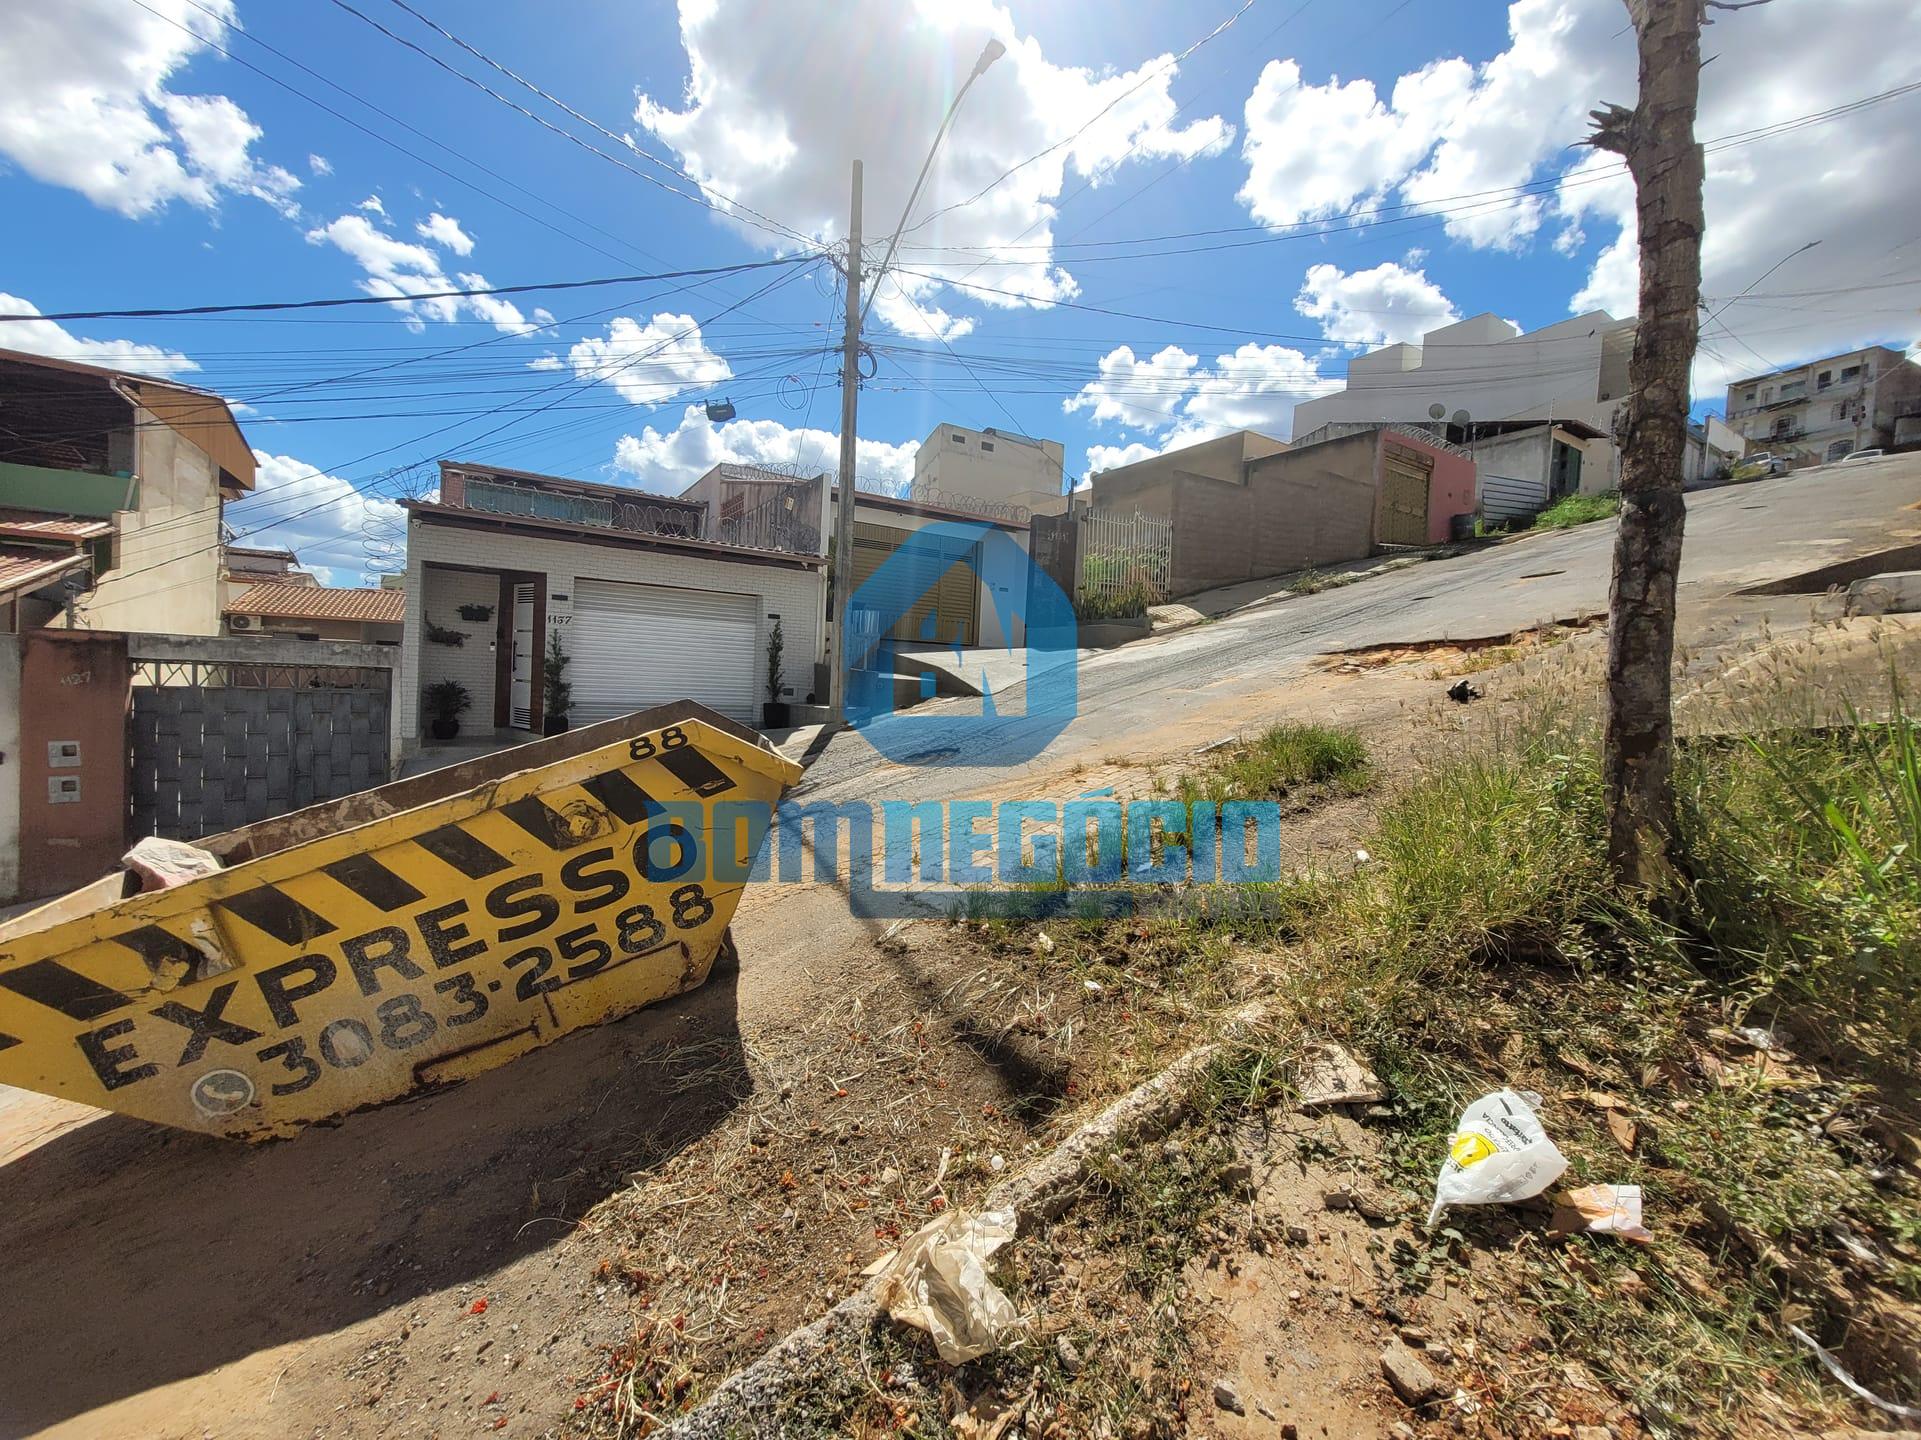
<box><xmin>0</xmin><ymin>597</ymin><xmax>1905</xmax><ymax>1439</ymax></box>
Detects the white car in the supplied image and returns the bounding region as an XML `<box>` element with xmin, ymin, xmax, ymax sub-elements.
<box><xmin>1839</xmin><ymin>448</ymin><xmax>1885</xmax><ymax>464</ymax></box>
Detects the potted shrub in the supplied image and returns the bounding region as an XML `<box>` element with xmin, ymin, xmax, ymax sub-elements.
<box><xmin>762</xmin><ymin>616</ymin><xmax>789</xmax><ymax>728</ymax></box>
<box><xmin>424</xmin><ymin>679</ymin><xmax>471</xmax><ymax>741</ymax></box>
<box><xmin>542</xmin><ymin>626</ymin><xmax>572</xmax><ymax>735</ymax></box>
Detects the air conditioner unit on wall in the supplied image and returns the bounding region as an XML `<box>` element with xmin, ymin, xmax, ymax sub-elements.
<box><xmin>230</xmin><ymin>615</ymin><xmax>252</xmax><ymax>629</ymax></box>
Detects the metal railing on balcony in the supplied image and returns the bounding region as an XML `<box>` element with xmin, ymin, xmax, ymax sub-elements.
<box><xmin>713</xmin><ymin>491</ymin><xmax>821</xmax><ymax>554</ymax></box>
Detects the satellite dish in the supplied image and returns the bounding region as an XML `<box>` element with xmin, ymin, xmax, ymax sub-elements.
<box><xmin>1451</xmin><ymin>409</ymin><xmax>1472</xmax><ymax>426</ymax></box>
<box><xmin>1427</xmin><ymin>402</ymin><xmax>1446</xmax><ymax>420</ymax></box>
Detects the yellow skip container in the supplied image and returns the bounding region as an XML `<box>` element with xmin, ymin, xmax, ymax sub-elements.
<box><xmin>0</xmin><ymin>702</ymin><xmax>800</xmax><ymax>1140</ymax></box>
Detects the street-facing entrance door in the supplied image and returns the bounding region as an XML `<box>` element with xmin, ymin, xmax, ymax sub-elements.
<box><xmin>510</xmin><ymin>582</ymin><xmax>536</xmax><ymax>729</ymax></box>
<box><xmin>1379</xmin><ymin>442</ymin><xmax>1433</xmax><ymax>546</ymax></box>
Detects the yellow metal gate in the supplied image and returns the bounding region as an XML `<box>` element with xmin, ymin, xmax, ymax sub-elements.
<box><xmin>850</xmin><ymin>521</ymin><xmax>978</xmax><ymax>646</ymax></box>
<box><xmin>1379</xmin><ymin>442</ymin><xmax>1433</xmax><ymax>546</ymax></box>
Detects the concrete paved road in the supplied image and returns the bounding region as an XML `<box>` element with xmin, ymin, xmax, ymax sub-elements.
<box><xmin>799</xmin><ymin>457</ymin><xmax>1921</xmax><ymax>803</ymax></box>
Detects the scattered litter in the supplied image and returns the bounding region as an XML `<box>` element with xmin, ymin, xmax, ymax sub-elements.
<box><xmin>122</xmin><ymin>836</ymin><xmax>223</xmax><ymax>891</ymax></box>
<box><xmin>1426</xmin><ymin>1090</ymin><xmax>1568</xmax><ymax>1227</ymax></box>
<box><xmin>1603</xmin><ymin>1109</ymin><xmax>1638</xmax><ymax>1154</ymax></box>
<box><xmin>1380</xmin><ymin>1339</ymin><xmax>1445</xmax><ymax>1406</ymax></box>
<box><xmin>1296</xmin><ymin>1041</ymin><xmax>1385</xmax><ymax>1110</ymax></box>
<box><xmin>1196</xmin><ymin>734</ymin><xmax>1240</xmax><ymax>755</ymax></box>
<box><xmin>1550</xmin><ymin>1183</ymin><xmax>1653</xmax><ymax>1243</ymax></box>
<box><xmin>877</xmin><ymin>1208</ymin><xmax>1019</xmax><ymax>1364</ymax></box>
<box><xmin>1709</xmin><ymin>1023</ymin><xmax>1786</xmax><ymax>1054</ymax></box>
<box><xmin>1033</xmin><ymin>932</ymin><xmax>1055</xmax><ymax>955</ymax></box>
<box><xmin>1355</xmin><ymin>847</ymin><xmax>1372</xmax><ymax>864</ymax></box>
<box><xmin>1788</xmin><ymin>1322</ymin><xmax>1921</xmax><ymax>1420</ymax></box>
<box><xmin>1446</xmin><ymin>679</ymin><xmax>1482</xmax><ymax>704</ymax></box>
<box><xmin>1083</xmin><ymin>979</ymin><xmax>1104</xmax><ymax>994</ymax></box>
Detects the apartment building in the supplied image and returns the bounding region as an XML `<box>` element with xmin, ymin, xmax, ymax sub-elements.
<box><xmin>1725</xmin><ymin>345</ymin><xmax>1921</xmax><ymax>464</ymax></box>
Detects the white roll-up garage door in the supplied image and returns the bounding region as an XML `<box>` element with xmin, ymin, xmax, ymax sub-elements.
<box><xmin>568</xmin><ymin>578</ymin><xmax>759</xmax><ymax>724</ymax></box>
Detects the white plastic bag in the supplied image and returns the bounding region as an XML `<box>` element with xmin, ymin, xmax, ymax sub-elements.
<box><xmin>876</xmin><ymin>1207</ymin><xmax>1019</xmax><ymax>1364</ymax></box>
<box><xmin>1426</xmin><ymin>1089</ymin><xmax>1568</xmax><ymax>1227</ymax></box>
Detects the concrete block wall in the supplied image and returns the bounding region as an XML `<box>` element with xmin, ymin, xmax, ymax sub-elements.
<box><xmin>1244</xmin><ymin>431</ymin><xmax>1378</xmax><ymax>574</ymax></box>
<box><xmin>401</xmin><ymin>519</ymin><xmax>827</xmax><ymax>744</ymax></box>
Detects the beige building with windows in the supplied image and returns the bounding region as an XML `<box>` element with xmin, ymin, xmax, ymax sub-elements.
<box><xmin>911</xmin><ymin>422</ymin><xmax>1068</xmax><ymax>518</ymax></box>
<box><xmin>1724</xmin><ymin>346</ymin><xmax>1921</xmax><ymax>465</ymax></box>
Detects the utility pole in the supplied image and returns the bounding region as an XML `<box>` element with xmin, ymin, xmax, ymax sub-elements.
<box><xmin>828</xmin><ymin>159</ymin><xmax>864</xmax><ymax>725</ymax></box>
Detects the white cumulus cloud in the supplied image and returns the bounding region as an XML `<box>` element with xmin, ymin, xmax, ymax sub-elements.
<box><xmin>1238</xmin><ymin>57</ymin><xmax>1472</xmax><ymax>229</ymax></box>
<box><xmin>308</xmin><ymin>153</ymin><xmax>333</xmax><ymax>176</ymax></box>
<box><xmin>0</xmin><ymin>0</ymin><xmax>297</xmax><ymax>218</ymax></box>
<box><xmin>1064</xmin><ymin>344</ymin><xmax>1199</xmax><ymax>430</ymax></box>
<box><xmin>1236</xmin><ymin>0</ymin><xmax>1921</xmax><ymax>391</ymax></box>
<box><xmin>568</xmin><ymin>314</ymin><xmax>733</xmax><ymax>407</ymax></box>
<box><xmin>0</xmin><ymin>289</ymin><xmax>197</xmax><ymax>376</ymax></box>
<box><xmin>226</xmin><ymin>449</ymin><xmax>406</xmax><ymax>587</ymax></box>
<box><xmin>1294</xmin><ymin>261</ymin><xmax>1460</xmax><ymax>347</ymax></box>
<box><xmin>1067</xmin><ymin>340</ymin><xmax>1327</xmax><ymax>479</ymax></box>
<box><xmin>633</xmin><ymin>0</ymin><xmax>1233</xmax><ymax>336</ymax></box>
<box><xmin>304</xmin><ymin>213</ymin><xmax>543</xmax><ymax>334</ymax></box>
<box><xmin>415</xmin><ymin>212</ymin><xmax>475</xmax><ymax>256</ymax></box>
<box><xmin>612</xmin><ymin>405</ymin><xmax>919</xmax><ymax>495</ymax></box>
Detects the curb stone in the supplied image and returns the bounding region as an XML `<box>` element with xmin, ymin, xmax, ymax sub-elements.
<box><xmin>658</xmin><ymin>1004</ymin><xmax>1270</xmax><ymax>1439</ymax></box>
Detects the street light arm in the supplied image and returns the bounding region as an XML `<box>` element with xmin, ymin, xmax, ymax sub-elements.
<box><xmin>858</xmin><ymin>40</ymin><xmax>1005</xmax><ymax>326</ymax></box>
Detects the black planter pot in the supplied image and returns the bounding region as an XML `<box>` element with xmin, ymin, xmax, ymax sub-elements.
<box><xmin>762</xmin><ymin>701</ymin><xmax>791</xmax><ymax>729</ymax></box>
<box><xmin>543</xmin><ymin>713</ymin><xmax>571</xmax><ymax>736</ymax></box>
<box><xmin>430</xmin><ymin>717</ymin><xmax>460</xmax><ymax>741</ymax></box>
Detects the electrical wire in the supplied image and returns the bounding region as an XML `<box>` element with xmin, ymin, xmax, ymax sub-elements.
<box><xmin>0</xmin><ymin>256</ymin><xmax>813</xmax><ymax>325</ymax></box>
<box><xmin>899</xmin><ymin>0</ymin><xmax>1260</xmax><ymax>242</ymax></box>
<box><xmin>373</xmin><ymin>0</ymin><xmax>819</xmax><ymax>252</ymax></box>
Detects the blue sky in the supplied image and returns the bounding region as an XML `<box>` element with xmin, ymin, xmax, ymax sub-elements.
<box><xmin>2</xmin><ymin>0</ymin><xmax>1916</xmax><ymax>583</ymax></box>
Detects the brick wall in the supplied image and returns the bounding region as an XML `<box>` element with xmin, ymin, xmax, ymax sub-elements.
<box><xmin>1242</xmin><ymin>431</ymin><xmax>1378</xmax><ymax>577</ymax></box>
<box><xmin>401</xmin><ymin>518</ymin><xmax>826</xmax><ymax>745</ymax></box>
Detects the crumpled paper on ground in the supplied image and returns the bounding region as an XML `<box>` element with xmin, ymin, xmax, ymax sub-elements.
<box><xmin>1426</xmin><ymin>1089</ymin><xmax>1568</xmax><ymax>1227</ymax></box>
<box><xmin>1552</xmin><ymin>1183</ymin><xmax>1653</xmax><ymax>1242</ymax></box>
<box><xmin>876</xmin><ymin>1207</ymin><xmax>1019</xmax><ymax>1364</ymax></box>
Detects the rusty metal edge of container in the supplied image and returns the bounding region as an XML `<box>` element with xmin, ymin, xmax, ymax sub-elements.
<box><xmin>0</xmin><ymin>701</ymin><xmax>803</xmax><ymax>1140</ymax></box>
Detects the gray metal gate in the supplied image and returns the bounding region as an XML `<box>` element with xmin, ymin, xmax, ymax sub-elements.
<box><xmin>127</xmin><ymin>635</ymin><xmax>398</xmax><ymax>841</ymax></box>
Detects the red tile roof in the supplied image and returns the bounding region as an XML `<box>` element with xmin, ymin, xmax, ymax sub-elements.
<box><xmin>227</xmin><ymin>582</ymin><xmax>406</xmax><ymax>623</ymax></box>
<box><xmin>0</xmin><ymin>545</ymin><xmax>88</xmax><ymax>600</ymax></box>
<box><xmin>0</xmin><ymin>510</ymin><xmax>113</xmax><ymax>542</ymax></box>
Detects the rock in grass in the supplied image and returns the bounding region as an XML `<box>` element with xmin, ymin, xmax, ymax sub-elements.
<box><xmin>1380</xmin><ymin>1340</ymin><xmax>1445</xmax><ymax>1406</ymax></box>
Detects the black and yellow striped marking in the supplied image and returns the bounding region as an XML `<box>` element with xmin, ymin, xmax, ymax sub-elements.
<box><xmin>416</xmin><ymin>824</ymin><xmax>512</xmax><ymax>878</ymax></box>
<box><xmin>0</xmin><ymin>959</ymin><xmax>134</xmax><ymax>1021</ymax></box>
<box><xmin>581</xmin><ymin>768</ymin><xmax>655</xmax><ymax>825</ymax></box>
<box><xmin>217</xmin><ymin>885</ymin><xmax>338</xmax><ymax>945</ymax></box>
<box><xmin>322</xmin><ymin>853</ymin><xmax>425</xmax><ymax>911</ymax></box>
<box><xmin>657</xmin><ymin>748</ymin><xmax>736</xmax><ymax>797</ymax></box>
<box><xmin>115</xmin><ymin>923</ymin><xmax>212</xmax><ymax>978</ymax></box>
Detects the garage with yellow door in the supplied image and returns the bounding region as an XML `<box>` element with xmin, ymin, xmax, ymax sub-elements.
<box><xmin>848</xmin><ymin>521</ymin><xmax>979</xmax><ymax>647</ymax></box>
